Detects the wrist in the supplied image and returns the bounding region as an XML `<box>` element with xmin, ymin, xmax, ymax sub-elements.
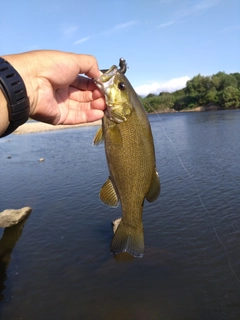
<box><xmin>0</xmin><ymin>57</ymin><xmax>30</xmax><ymax>137</ymax></box>
<box><xmin>0</xmin><ymin>88</ymin><xmax>9</xmax><ymax>136</ymax></box>
<box><xmin>2</xmin><ymin>54</ymin><xmax>35</xmax><ymax>115</ymax></box>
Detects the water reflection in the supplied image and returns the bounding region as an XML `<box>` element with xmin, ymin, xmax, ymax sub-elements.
<box><xmin>0</xmin><ymin>215</ymin><xmax>30</xmax><ymax>302</ymax></box>
<box><xmin>114</xmin><ymin>252</ymin><xmax>135</xmax><ymax>262</ymax></box>
<box><xmin>1</xmin><ymin>113</ymin><xmax>240</xmax><ymax>318</ymax></box>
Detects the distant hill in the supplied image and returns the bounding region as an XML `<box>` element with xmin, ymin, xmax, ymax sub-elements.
<box><xmin>140</xmin><ymin>72</ymin><xmax>240</xmax><ymax>112</ymax></box>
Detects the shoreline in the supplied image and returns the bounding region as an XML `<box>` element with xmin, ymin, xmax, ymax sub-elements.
<box><xmin>13</xmin><ymin>107</ymin><xmax>237</xmax><ymax>135</ymax></box>
<box><xmin>14</xmin><ymin>120</ymin><xmax>102</xmax><ymax>135</ymax></box>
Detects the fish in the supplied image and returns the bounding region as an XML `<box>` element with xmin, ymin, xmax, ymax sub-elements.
<box><xmin>93</xmin><ymin>59</ymin><xmax>160</xmax><ymax>258</ymax></box>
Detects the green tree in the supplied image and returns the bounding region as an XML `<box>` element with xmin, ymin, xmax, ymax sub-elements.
<box><xmin>141</xmin><ymin>71</ymin><xmax>240</xmax><ymax>112</ymax></box>
<box><xmin>141</xmin><ymin>96</ymin><xmax>160</xmax><ymax>112</ymax></box>
<box><xmin>146</xmin><ymin>93</ymin><xmax>156</xmax><ymax>98</ymax></box>
<box><xmin>221</xmin><ymin>86</ymin><xmax>240</xmax><ymax>108</ymax></box>
<box><xmin>174</xmin><ymin>95</ymin><xmax>198</xmax><ymax>111</ymax></box>
<box><xmin>211</xmin><ymin>72</ymin><xmax>237</xmax><ymax>91</ymax></box>
<box><xmin>186</xmin><ymin>74</ymin><xmax>211</xmax><ymax>95</ymax></box>
<box><xmin>158</xmin><ymin>93</ymin><xmax>174</xmax><ymax>109</ymax></box>
<box><xmin>232</xmin><ymin>73</ymin><xmax>240</xmax><ymax>90</ymax></box>
<box><xmin>203</xmin><ymin>88</ymin><xmax>219</xmax><ymax>105</ymax></box>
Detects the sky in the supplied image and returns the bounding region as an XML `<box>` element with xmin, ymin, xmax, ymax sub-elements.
<box><xmin>1</xmin><ymin>0</ymin><xmax>240</xmax><ymax>96</ymax></box>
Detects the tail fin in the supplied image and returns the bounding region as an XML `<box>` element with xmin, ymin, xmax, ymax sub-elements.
<box><xmin>110</xmin><ymin>220</ymin><xmax>144</xmax><ymax>258</ymax></box>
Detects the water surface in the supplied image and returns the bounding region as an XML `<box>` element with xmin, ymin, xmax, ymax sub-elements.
<box><xmin>0</xmin><ymin>110</ymin><xmax>240</xmax><ymax>319</ymax></box>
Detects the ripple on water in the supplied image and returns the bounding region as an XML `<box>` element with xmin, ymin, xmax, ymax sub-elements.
<box><xmin>1</xmin><ymin>111</ymin><xmax>240</xmax><ymax>319</ymax></box>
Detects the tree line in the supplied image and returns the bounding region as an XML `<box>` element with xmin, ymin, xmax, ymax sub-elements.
<box><xmin>140</xmin><ymin>72</ymin><xmax>240</xmax><ymax>112</ymax></box>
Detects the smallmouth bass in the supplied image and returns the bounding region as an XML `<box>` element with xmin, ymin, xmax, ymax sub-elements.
<box><xmin>93</xmin><ymin>59</ymin><xmax>160</xmax><ymax>258</ymax></box>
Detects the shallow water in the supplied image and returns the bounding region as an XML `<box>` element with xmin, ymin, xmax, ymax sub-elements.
<box><xmin>0</xmin><ymin>110</ymin><xmax>240</xmax><ymax>319</ymax></box>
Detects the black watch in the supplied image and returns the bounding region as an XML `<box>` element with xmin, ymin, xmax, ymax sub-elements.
<box><xmin>0</xmin><ymin>57</ymin><xmax>30</xmax><ymax>137</ymax></box>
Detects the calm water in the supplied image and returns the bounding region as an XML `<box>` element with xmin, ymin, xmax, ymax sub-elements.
<box><xmin>0</xmin><ymin>110</ymin><xmax>240</xmax><ymax>320</ymax></box>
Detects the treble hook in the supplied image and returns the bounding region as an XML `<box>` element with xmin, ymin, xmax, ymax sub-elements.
<box><xmin>118</xmin><ymin>57</ymin><xmax>127</xmax><ymax>74</ymax></box>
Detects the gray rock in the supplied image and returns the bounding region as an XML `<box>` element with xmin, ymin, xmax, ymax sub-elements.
<box><xmin>0</xmin><ymin>207</ymin><xmax>32</xmax><ymax>228</ymax></box>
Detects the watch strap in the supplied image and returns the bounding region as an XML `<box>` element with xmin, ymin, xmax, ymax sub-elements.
<box><xmin>0</xmin><ymin>57</ymin><xmax>30</xmax><ymax>137</ymax></box>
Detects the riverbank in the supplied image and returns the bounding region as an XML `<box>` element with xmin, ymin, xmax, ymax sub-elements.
<box><xmin>14</xmin><ymin>120</ymin><xmax>102</xmax><ymax>135</ymax></box>
<box><xmin>158</xmin><ymin>104</ymin><xmax>225</xmax><ymax>113</ymax></box>
<box><xmin>148</xmin><ymin>104</ymin><xmax>226</xmax><ymax>114</ymax></box>
<box><xmin>179</xmin><ymin>104</ymin><xmax>223</xmax><ymax>112</ymax></box>
<box><xmin>13</xmin><ymin>105</ymin><xmax>231</xmax><ymax>135</ymax></box>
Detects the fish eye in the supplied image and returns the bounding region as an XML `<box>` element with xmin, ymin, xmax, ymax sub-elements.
<box><xmin>118</xmin><ymin>82</ymin><xmax>126</xmax><ymax>91</ymax></box>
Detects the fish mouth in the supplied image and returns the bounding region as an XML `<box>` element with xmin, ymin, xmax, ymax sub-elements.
<box><xmin>94</xmin><ymin>58</ymin><xmax>127</xmax><ymax>93</ymax></box>
<box><xmin>94</xmin><ymin>62</ymin><xmax>130</xmax><ymax>124</ymax></box>
<box><xmin>93</xmin><ymin>65</ymin><xmax>118</xmax><ymax>95</ymax></box>
<box><xmin>94</xmin><ymin>66</ymin><xmax>119</xmax><ymax>121</ymax></box>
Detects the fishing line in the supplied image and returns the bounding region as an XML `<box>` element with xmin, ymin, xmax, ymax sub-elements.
<box><xmin>147</xmin><ymin>103</ymin><xmax>240</xmax><ymax>285</ymax></box>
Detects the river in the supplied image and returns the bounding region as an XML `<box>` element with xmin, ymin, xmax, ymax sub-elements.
<box><xmin>0</xmin><ymin>110</ymin><xmax>240</xmax><ymax>319</ymax></box>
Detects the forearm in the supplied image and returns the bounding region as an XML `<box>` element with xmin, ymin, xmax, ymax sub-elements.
<box><xmin>0</xmin><ymin>89</ymin><xmax>9</xmax><ymax>136</ymax></box>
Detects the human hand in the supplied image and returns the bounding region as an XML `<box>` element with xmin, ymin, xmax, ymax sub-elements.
<box><xmin>2</xmin><ymin>50</ymin><xmax>106</xmax><ymax>125</ymax></box>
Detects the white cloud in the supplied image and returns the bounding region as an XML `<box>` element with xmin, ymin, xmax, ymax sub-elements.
<box><xmin>102</xmin><ymin>20</ymin><xmax>138</xmax><ymax>35</ymax></box>
<box><xmin>114</xmin><ymin>20</ymin><xmax>138</xmax><ymax>30</ymax></box>
<box><xmin>74</xmin><ymin>36</ymin><xmax>91</xmax><ymax>45</ymax></box>
<box><xmin>134</xmin><ymin>76</ymin><xmax>190</xmax><ymax>97</ymax></box>
<box><xmin>61</xmin><ymin>25</ymin><xmax>78</xmax><ymax>37</ymax></box>
<box><xmin>73</xmin><ymin>20</ymin><xmax>138</xmax><ymax>44</ymax></box>
<box><xmin>175</xmin><ymin>0</ymin><xmax>220</xmax><ymax>18</ymax></box>
<box><xmin>157</xmin><ymin>21</ymin><xmax>175</xmax><ymax>28</ymax></box>
<box><xmin>221</xmin><ymin>25</ymin><xmax>240</xmax><ymax>33</ymax></box>
<box><xmin>158</xmin><ymin>0</ymin><xmax>175</xmax><ymax>4</ymax></box>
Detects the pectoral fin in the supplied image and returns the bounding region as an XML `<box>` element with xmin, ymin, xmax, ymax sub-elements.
<box><xmin>93</xmin><ymin>127</ymin><xmax>104</xmax><ymax>146</ymax></box>
<box><xmin>100</xmin><ymin>178</ymin><xmax>119</xmax><ymax>207</ymax></box>
<box><xmin>145</xmin><ymin>170</ymin><xmax>160</xmax><ymax>202</ymax></box>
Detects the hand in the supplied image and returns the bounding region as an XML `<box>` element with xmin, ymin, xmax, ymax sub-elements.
<box><xmin>2</xmin><ymin>50</ymin><xmax>106</xmax><ymax>125</ymax></box>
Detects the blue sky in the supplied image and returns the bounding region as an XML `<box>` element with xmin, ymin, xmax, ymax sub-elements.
<box><xmin>1</xmin><ymin>0</ymin><xmax>240</xmax><ymax>96</ymax></box>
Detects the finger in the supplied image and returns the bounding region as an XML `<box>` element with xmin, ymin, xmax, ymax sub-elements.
<box><xmin>90</xmin><ymin>97</ymin><xmax>106</xmax><ymax>110</ymax></box>
<box><xmin>68</xmin><ymin>87</ymin><xmax>104</xmax><ymax>103</ymax></box>
<box><xmin>68</xmin><ymin>88</ymin><xmax>92</xmax><ymax>102</ymax></box>
<box><xmin>84</xmin><ymin>109</ymin><xmax>104</xmax><ymax>122</ymax></box>
<box><xmin>66</xmin><ymin>97</ymin><xmax>106</xmax><ymax>112</ymax></box>
<box><xmin>71</xmin><ymin>75</ymin><xmax>96</xmax><ymax>91</ymax></box>
<box><xmin>71</xmin><ymin>76</ymin><xmax>105</xmax><ymax>100</ymax></box>
<box><xmin>70</xmin><ymin>54</ymin><xmax>101</xmax><ymax>79</ymax></box>
<box><xmin>59</xmin><ymin>108</ymin><xmax>104</xmax><ymax>125</ymax></box>
<box><xmin>92</xmin><ymin>89</ymin><xmax>105</xmax><ymax>100</ymax></box>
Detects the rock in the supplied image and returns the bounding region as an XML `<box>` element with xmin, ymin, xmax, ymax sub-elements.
<box><xmin>0</xmin><ymin>207</ymin><xmax>32</xmax><ymax>228</ymax></box>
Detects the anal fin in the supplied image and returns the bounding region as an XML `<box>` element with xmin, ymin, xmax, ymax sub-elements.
<box><xmin>146</xmin><ymin>169</ymin><xmax>160</xmax><ymax>202</ymax></box>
